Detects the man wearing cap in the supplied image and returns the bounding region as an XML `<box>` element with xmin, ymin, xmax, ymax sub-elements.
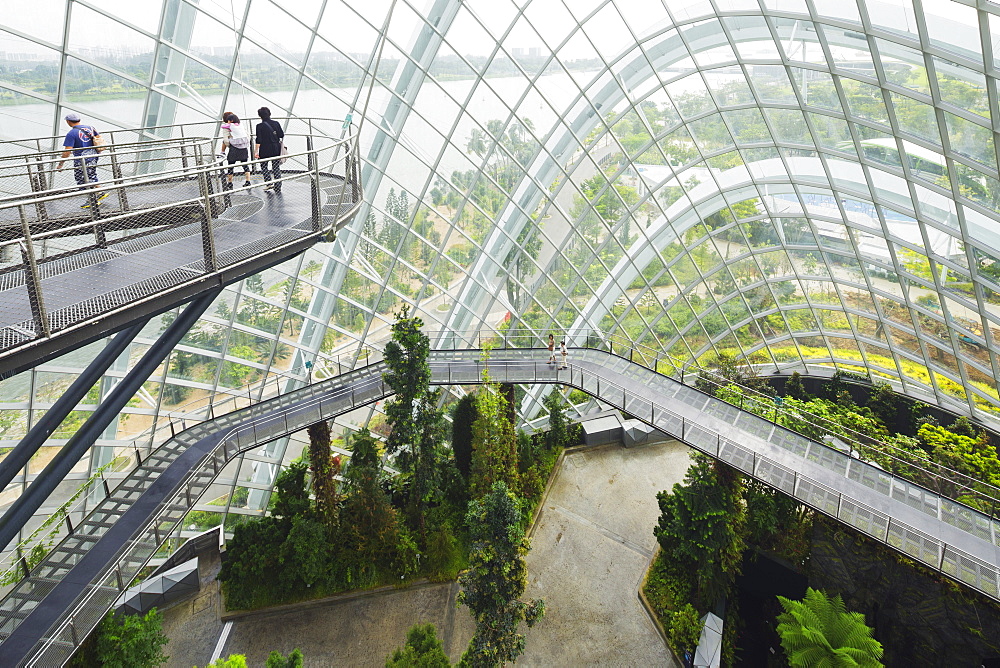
<box><xmin>56</xmin><ymin>113</ymin><xmax>107</xmax><ymax>208</ymax></box>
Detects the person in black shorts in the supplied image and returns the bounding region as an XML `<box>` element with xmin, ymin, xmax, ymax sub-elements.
<box><xmin>219</xmin><ymin>111</ymin><xmax>251</xmax><ymax>188</ymax></box>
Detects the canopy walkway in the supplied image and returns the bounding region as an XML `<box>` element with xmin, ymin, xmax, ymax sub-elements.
<box><xmin>0</xmin><ymin>347</ymin><xmax>997</xmax><ymax>665</ymax></box>
<box><xmin>0</xmin><ymin>119</ymin><xmax>363</xmax><ymax>378</ymax></box>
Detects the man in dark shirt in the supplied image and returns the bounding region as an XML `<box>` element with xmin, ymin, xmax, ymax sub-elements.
<box><xmin>56</xmin><ymin>112</ymin><xmax>107</xmax><ymax>208</ymax></box>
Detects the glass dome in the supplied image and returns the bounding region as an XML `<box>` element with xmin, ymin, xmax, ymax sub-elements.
<box><xmin>2</xmin><ymin>0</ymin><xmax>1000</xmax><ymax>535</ymax></box>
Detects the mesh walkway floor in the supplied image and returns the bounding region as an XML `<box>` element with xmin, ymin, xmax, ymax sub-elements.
<box><xmin>0</xmin><ymin>349</ymin><xmax>997</xmax><ymax>665</ymax></box>
<box><xmin>0</xmin><ymin>174</ymin><xmax>356</xmax><ymax>376</ymax></box>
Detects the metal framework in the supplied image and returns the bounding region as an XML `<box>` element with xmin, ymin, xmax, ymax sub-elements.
<box><xmin>0</xmin><ymin>119</ymin><xmax>361</xmax><ymax>377</ymax></box>
<box><xmin>3</xmin><ymin>0</ymin><xmax>1000</xmax><ymax>562</ymax></box>
<box><xmin>0</xmin><ymin>347</ymin><xmax>998</xmax><ymax>666</ymax></box>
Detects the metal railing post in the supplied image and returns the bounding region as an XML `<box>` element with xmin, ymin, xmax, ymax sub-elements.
<box><xmin>196</xmin><ymin>162</ymin><xmax>218</xmax><ymax>272</ymax></box>
<box><xmin>307</xmin><ymin>136</ymin><xmax>321</xmax><ymax>232</ymax></box>
<box><xmin>109</xmin><ymin>148</ymin><xmax>129</xmax><ymax>211</ymax></box>
<box><xmin>30</xmin><ymin>157</ymin><xmax>49</xmax><ymax>221</ymax></box>
<box><xmin>18</xmin><ymin>206</ymin><xmax>49</xmax><ymax>337</ymax></box>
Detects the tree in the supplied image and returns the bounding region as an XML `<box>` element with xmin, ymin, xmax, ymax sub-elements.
<box><xmin>384</xmin><ymin>307</ymin><xmax>432</xmax><ymax>462</ymax></box>
<box><xmin>654</xmin><ymin>455</ymin><xmax>746</xmax><ymax>605</ymax></box>
<box><xmin>785</xmin><ymin>371</ymin><xmax>810</xmax><ymax>401</ymax></box>
<box><xmin>266</xmin><ymin>648</ymin><xmax>304</xmax><ymax>668</ymax></box>
<box><xmin>70</xmin><ymin>609</ymin><xmax>169</xmax><ymax>668</ymax></box>
<box><xmin>918</xmin><ymin>422</ymin><xmax>1000</xmax><ymax>490</ymax></box>
<box><xmin>776</xmin><ymin>588</ymin><xmax>883</xmax><ymax>668</ymax></box>
<box><xmin>307</xmin><ymin>420</ymin><xmax>340</xmax><ymax>525</ymax></box>
<box><xmin>695</xmin><ymin>351</ymin><xmax>771</xmax><ymax>396</ymax></box>
<box><xmin>458</xmin><ymin>482</ymin><xmax>544</xmax><ymax>667</ymax></box>
<box><xmin>466</xmin><ymin>128</ymin><xmax>487</xmax><ymax>159</ymax></box>
<box><xmin>271</xmin><ymin>461</ymin><xmax>312</xmax><ymax>520</ymax></box>
<box><xmin>340</xmin><ymin>428</ymin><xmax>402</xmax><ymax>570</ymax></box>
<box><xmin>386</xmin><ymin>623</ymin><xmax>451</xmax><ymax>667</ymax></box>
<box><xmin>383</xmin><ymin>307</ymin><xmax>444</xmax><ymax>533</ymax></box>
<box><xmin>543</xmin><ymin>390</ymin><xmax>569</xmax><ymax>450</ymax></box>
<box><xmin>451</xmin><ymin>393</ymin><xmax>477</xmax><ymax>480</ymax></box>
<box><xmin>469</xmin><ymin>381</ymin><xmax>519</xmax><ymax>499</ymax></box>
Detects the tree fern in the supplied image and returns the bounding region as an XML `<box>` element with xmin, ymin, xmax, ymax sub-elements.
<box><xmin>776</xmin><ymin>588</ymin><xmax>883</xmax><ymax>667</ymax></box>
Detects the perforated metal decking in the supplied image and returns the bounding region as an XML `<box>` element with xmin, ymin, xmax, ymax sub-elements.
<box><xmin>0</xmin><ymin>124</ymin><xmax>362</xmax><ymax>378</ymax></box>
<box><xmin>0</xmin><ymin>348</ymin><xmax>997</xmax><ymax>666</ymax></box>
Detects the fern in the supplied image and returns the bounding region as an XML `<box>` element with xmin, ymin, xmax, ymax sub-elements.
<box><xmin>776</xmin><ymin>588</ymin><xmax>884</xmax><ymax>667</ymax></box>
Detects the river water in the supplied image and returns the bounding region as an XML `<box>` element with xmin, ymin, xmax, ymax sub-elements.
<box><xmin>1</xmin><ymin>68</ymin><xmax>742</xmax><ymax>197</ymax></box>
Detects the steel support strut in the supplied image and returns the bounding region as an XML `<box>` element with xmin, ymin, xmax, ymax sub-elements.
<box><xmin>0</xmin><ymin>289</ymin><xmax>220</xmax><ymax>553</ymax></box>
<box><xmin>0</xmin><ymin>319</ymin><xmax>149</xmax><ymax>495</ymax></box>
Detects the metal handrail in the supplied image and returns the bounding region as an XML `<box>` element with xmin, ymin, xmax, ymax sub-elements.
<box><xmin>418</xmin><ymin>326</ymin><xmax>1000</xmax><ymax>515</ymax></box>
<box><xmin>18</xmin><ymin>351</ymin><xmax>1000</xmax><ymax>665</ymax></box>
<box><xmin>0</xmin><ymin>119</ymin><xmax>362</xmax><ymax>367</ymax></box>
<box><xmin>0</xmin><ymin>117</ymin><xmax>316</xmax><ymax>155</ymax></box>
<box><xmin>0</xmin><ymin>136</ymin><xmax>345</xmax><ymax>246</ymax></box>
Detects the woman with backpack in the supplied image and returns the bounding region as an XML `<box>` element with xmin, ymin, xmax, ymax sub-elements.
<box><xmin>220</xmin><ymin>111</ymin><xmax>251</xmax><ymax>189</ymax></box>
<box><xmin>255</xmin><ymin>107</ymin><xmax>285</xmax><ymax>193</ymax></box>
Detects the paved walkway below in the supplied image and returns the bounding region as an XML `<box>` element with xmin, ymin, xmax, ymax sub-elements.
<box><xmin>162</xmin><ymin>439</ymin><xmax>692</xmax><ymax>666</ymax></box>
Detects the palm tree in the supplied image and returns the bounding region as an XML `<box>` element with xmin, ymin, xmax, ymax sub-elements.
<box><xmin>776</xmin><ymin>588</ymin><xmax>884</xmax><ymax>668</ymax></box>
<box><xmin>466</xmin><ymin>128</ymin><xmax>487</xmax><ymax>159</ymax></box>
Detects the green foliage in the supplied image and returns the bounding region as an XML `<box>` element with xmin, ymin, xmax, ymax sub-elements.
<box><xmin>776</xmin><ymin>588</ymin><xmax>883</xmax><ymax>668</ymax></box>
<box><xmin>451</xmin><ymin>394</ymin><xmax>477</xmax><ymax>480</ymax></box>
<box><xmin>866</xmin><ymin>383</ymin><xmax>899</xmax><ymax>427</ymax></box>
<box><xmin>384</xmin><ymin>308</ymin><xmax>445</xmax><ymax>534</ymax></box>
<box><xmin>265</xmin><ymin>648</ymin><xmax>304</xmax><ymax>668</ymax></box>
<box><xmin>666</xmin><ymin>603</ymin><xmax>704</xmax><ymax>657</ymax></box>
<box><xmin>918</xmin><ymin>422</ymin><xmax>1000</xmax><ymax>489</ymax></box>
<box><xmin>744</xmin><ymin>479</ymin><xmax>813</xmax><ymax>565</ymax></box>
<box><xmin>785</xmin><ymin>372</ymin><xmax>810</xmax><ymax>401</ymax></box>
<box><xmin>340</xmin><ymin>428</ymin><xmax>404</xmax><ymax>572</ymax></box>
<box><xmin>279</xmin><ymin>514</ymin><xmax>328</xmax><ymax>589</ymax></box>
<box><xmin>458</xmin><ymin>482</ymin><xmax>544</xmax><ymax>667</ymax></box>
<box><xmin>654</xmin><ymin>456</ymin><xmax>746</xmax><ymax>605</ymax></box>
<box><xmin>469</xmin><ymin>383</ymin><xmax>519</xmax><ymax>499</ymax></box>
<box><xmin>695</xmin><ymin>352</ymin><xmax>771</xmax><ymax>396</ymax></box>
<box><xmin>386</xmin><ymin>623</ymin><xmax>451</xmax><ymax>667</ymax></box>
<box><xmin>306</xmin><ymin>420</ymin><xmax>339</xmax><ymax>525</ymax></box>
<box><xmin>543</xmin><ymin>390</ymin><xmax>570</xmax><ymax>450</ymax></box>
<box><xmin>271</xmin><ymin>461</ymin><xmax>312</xmax><ymax>519</ymax></box>
<box><xmin>424</xmin><ymin>525</ymin><xmax>464</xmax><ymax>581</ymax></box>
<box><xmin>70</xmin><ymin>609</ymin><xmax>169</xmax><ymax>668</ymax></box>
<box><xmin>201</xmin><ymin>655</ymin><xmax>248</xmax><ymax>668</ymax></box>
<box><xmin>384</xmin><ymin>307</ymin><xmax>432</xmax><ymax>460</ymax></box>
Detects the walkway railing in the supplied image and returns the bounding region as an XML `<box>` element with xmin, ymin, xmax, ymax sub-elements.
<box><xmin>439</xmin><ymin>327</ymin><xmax>1000</xmax><ymax>520</ymax></box>
<box><xmin>0</xmin><ymin>349</ymin><xmax>998</xmax><ymax>666</ymax></box>
<box><xmin>0</xmin><ymin>118</ymin><xmax>363</xmax><ymax>376</ymax></box>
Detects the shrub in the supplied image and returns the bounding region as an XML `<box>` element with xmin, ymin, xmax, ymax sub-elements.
<box><xmin>203</xmin><ymin>656</ymin><xmax>248</xmax><ymax>668</ymax></box>
<box><xmin>266</xmin><ymin>648</ymin><xmax>304</xmax><ymax>668</ymax></box>
<box><xmin>69</xmin><ymin>609</ymin><xmax>169</xmax><ymax>668</ymax></box>
<box><xmin>386</xmin><ymin>623</ymin><xmax>451</xmax><ymax>667</ymax></box>
<box><xmin>667</xmin><ymin>603</ymin><xmax>704</xmax><ymax>657</ymax></box>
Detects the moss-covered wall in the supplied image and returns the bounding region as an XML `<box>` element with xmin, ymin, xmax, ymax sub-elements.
<box><xmin>809</xmin><ymin>518</ymin><xmax>1000</xmax><ymax>667</ymax></box>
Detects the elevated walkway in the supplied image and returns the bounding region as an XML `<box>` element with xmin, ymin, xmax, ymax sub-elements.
<box><xmin>0</xmin><ymin>348</ymin><xmax>997</xmax><ymax>665</ymax></box>
<box><xmin>0</xmin><ymin>120</ymin><xmax>362</xmax><ymax>378</ymax></box>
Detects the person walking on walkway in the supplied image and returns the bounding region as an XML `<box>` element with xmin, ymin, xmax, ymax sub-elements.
<box><xmin>559</xmin><ymin>340</ymin><xmax>568</xmax><ymax>369</ymax></box>
<box><xmin>547</xmin><ymin>334</ymin><xmax>556</xmax><ymax>364</ymax></box>
<box><xmin>254</xmin><ymin>107</ymin><xmax>285</xmax><ymax>193</ymax></box>
<box><xmin>56</xmin><ymin>112</ymin><xmax>106</xmax><ymax>208</ymax></box>
<box><xmin>220</xmin><ymin>111</ymin><xmax>251</xmax><ymax>189</ymax></box>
